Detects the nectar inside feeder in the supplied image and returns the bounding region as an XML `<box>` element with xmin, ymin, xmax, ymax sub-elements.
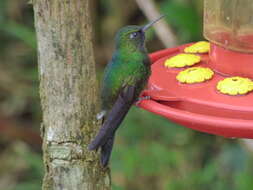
<box><xmin>138</xmin><ymin>0</ymin><xmax>253</xmax><ymax>139</ymax></box>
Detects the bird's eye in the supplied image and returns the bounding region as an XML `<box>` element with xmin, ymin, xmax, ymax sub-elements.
<box><xmin>130</xmin><ymin>32</ymin><xmax>138</xmax><ymax>39</ymax></box>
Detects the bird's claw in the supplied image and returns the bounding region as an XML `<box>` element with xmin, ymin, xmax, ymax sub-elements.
<box><xmin>96</xmin><ymin>110</ymin><xmax>106</xmax><ymax>120</ymax></box>
<box><xmin>135</xmin><ymin>96</ymin><xmax>151</xmax><ymax>106</ymax></box>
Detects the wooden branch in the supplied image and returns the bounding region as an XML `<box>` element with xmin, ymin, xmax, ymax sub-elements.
<box><xmin>136</xmin><ymin>0</ymin><xmax>178</xmax><ymax>48</ymax></box>
<box><xmin>33</xmin><ymin>0</ymin><xmax>111</xmax><ymax>189</ymax></box>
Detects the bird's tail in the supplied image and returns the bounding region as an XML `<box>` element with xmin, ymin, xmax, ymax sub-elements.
<box><xmin>88</xmin><ymin>86</ymin><xmax>136</xmax><ymax>166</ymax></box>
<box><xmin>100</xmin><ymin>133</ymin><xmax>115</xmax><ymax>166</ymax></box>
<box><xmin>88</xmin><ymin>94</ymin><xmax>132</xmax><ymax>151</ymax></box>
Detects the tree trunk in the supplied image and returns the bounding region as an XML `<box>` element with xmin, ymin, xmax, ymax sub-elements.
<box><xmin>33</xmin><ymin>0</ymin><xmax>111</xmax><ymax>189</ymax></box>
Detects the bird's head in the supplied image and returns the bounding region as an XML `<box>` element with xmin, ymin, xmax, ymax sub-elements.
<box><xmin>115</xmin><ymin>15</ymin><xmax>165</xmax><ymax>52</ymax></box>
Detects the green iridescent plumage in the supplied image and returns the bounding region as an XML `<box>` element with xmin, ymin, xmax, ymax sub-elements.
<box><xmin>89</xmin><ymin>16</ymin><xmax>165</xmax><ymax>167</ymax></box>
<box><xmin>101</xmin><ymin>26</ymin><xmax>151</xmax><ymax>111</ymax></box>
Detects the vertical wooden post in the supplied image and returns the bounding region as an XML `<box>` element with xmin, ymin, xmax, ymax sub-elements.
<box><xmin>33</xmin><ymin>0</ymin><xmax>111</xmax><ymax>189</ymax></box>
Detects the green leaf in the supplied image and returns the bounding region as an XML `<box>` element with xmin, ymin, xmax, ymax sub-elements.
<box><xmin>160</xmin><ymin>0</ymin><xmax>202</xmax><ymax>42</ymax></box>
<box><xmin>0</xmin><ymin>21</ymin><xmax>36</xmax><ymax>49</ymax></box>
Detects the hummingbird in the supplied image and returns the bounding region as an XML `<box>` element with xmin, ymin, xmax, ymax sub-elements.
<box><xmin>88</xmin><ymin>15</ymin><xmax>165</xmax><ymax>166</ymax></box>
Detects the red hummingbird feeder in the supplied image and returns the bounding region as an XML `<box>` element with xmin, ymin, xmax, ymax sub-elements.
<box><xmin>139</xmin><ymin>0</ymin><xmax>253</xmax><ymax>139</ymax></box>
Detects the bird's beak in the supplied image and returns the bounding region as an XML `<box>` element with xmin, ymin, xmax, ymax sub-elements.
<box><xmin>141</xmin><ymin>14</ymin><xmax>166</xmax><ymax>32</ymax></box>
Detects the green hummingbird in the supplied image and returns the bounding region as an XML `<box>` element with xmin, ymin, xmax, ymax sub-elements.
<box><xmin>88</xmin><ymin>15</ymin><xmax>165</xmax><ymax>166</ymax></box>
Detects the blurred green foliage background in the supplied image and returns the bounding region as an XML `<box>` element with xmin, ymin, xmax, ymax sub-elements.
<box><xmin>0</xmin><ymin>0</ymin><xmax>253</xmax><ymax>190</ymax></box>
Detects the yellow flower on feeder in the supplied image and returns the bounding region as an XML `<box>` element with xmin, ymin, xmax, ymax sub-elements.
<box><xmin>184</xmin><ymin>41</ymin><xmax>210</xmax><ymax>54</ymax></box>
<box><xmin>177</xmin><ymin>67</ymin><xmax>214</xmax><ymax>84</ymax></box>
<box><xmin>217</xmin><ymin>77</ymin><xmax>253</xmax><ymax>95</ymax></box>
<box><xmin>164</xmin><ymin>53</ymin><xmax>201</xmax><ymax>68</ymax></box>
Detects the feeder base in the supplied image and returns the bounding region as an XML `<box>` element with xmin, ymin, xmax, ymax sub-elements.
<box><xmin>139</xmin><ymin>43</ymin><xmax>253</xmax><ymax>139</ymax></box>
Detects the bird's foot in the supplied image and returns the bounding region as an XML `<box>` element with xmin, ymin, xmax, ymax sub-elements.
<box><xmin>135</xmin><ymin>96</ymin><xmax>151</xmax><ymax>106</ymax></box>
<box><xmin>96</xmin><ymin>110</ymin><xmax>106</xmax><ymax>120</ymax></box>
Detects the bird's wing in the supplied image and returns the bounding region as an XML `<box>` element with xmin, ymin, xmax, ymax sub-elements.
<box><xmin>88</xmin><ymin>85</ymin><xmax>136</xmax><ymax>151</ymax></box>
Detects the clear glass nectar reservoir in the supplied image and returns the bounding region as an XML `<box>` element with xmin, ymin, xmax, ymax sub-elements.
<box><xmin>204</xmin><ymin>0</ymin><xmax>253</xmax><ymax>53</ymax></box>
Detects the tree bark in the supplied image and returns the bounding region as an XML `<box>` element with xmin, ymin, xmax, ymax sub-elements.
<box><xmin>33</xmin><ymin>0</ymin><xmax>111</xmax><ymax>189</ymax></box>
